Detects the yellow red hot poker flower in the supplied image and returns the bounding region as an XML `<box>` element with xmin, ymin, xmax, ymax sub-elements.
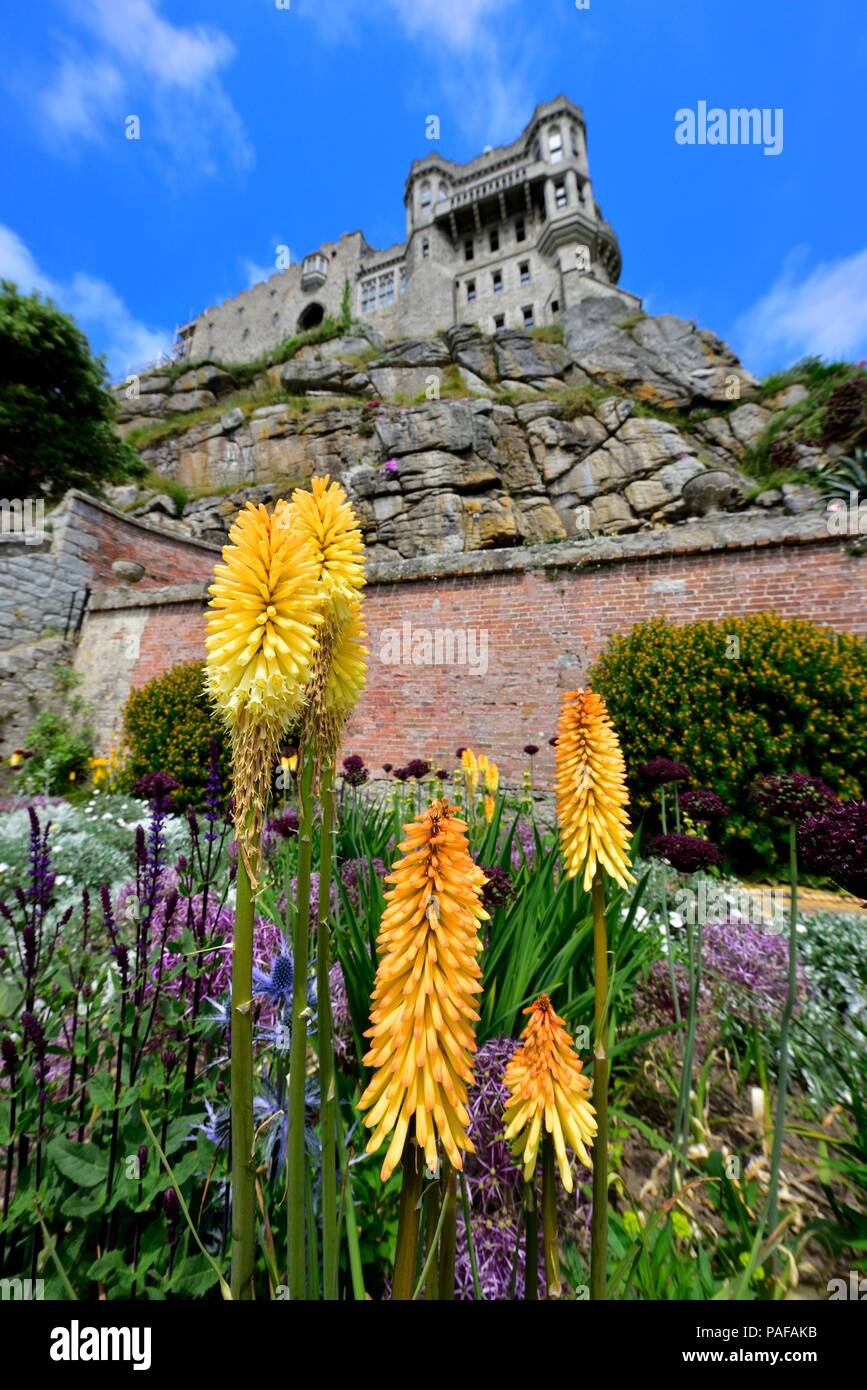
<box><xmin>502</xmin><ymin>994</ymin><xmax>596</xmax><ymax>1192</ymax></box>
<box><xmin>555</xmin><ymin>689</ymin><xmax>635</xmax><ymax>892</ymax></box>
<box><xmin>204</xmin><ymin>501</ymin><xmax>322</xmax><ymax>851</ymax></box>
<box><xmin>358</xmin><ymin>800</ymin><xmax>488</xmax><ymax>1180</ymax></box>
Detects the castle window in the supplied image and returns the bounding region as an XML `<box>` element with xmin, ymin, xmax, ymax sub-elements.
<box><xmin>379</xmin><ymin>273</ymin><xmax>395</xmax><ymax>306</ymax></box>
<box><xmin>515</xmin><ymin>217</ymin><xmax>526</xmax><ymax>243</ymax></box>
<box><xmin>464</xmin><ymin>239</ymin><xmax>474</xmax><ymax>262</ymax></box>
<box><xmin>420</xmin><ymin>182</ymin><xmax>431</xmax><ymax>211</ymax></box>
<box><xmin>554</xmin><ymin>179</ymin><xmax>567</xmax><ymax>208</ymax></box>
<box><xmin>422</xmin><ymin>238</ymin><xmax>430</xmax><ymax>259</ymax></box>
<box><xmin>532</xmin><ymin>140</ymin><xmax>541</xmax><ymax>162</ymax></box>
<box><xmin>437</xmin><ymin>182</ymin><xmax>448</xmax><ymax>202</ymax></box>
<box><xmin>361</xmin><ymin>280</ymin><xmax>377</xmax><ymax>313</ymax></box>
<box><xmin>494</xmin><ymin>314</ymin><xmax>505</xmax><ymax>331</ymax></box>
<box><xmin>522</xmin><ymin>305</ymin><xmax>535</xmax><ymax>328</ymax></box>
<box><xmin>571</xmin><ymin>125</ymin><xmax>581</xmax><ymax>158</ymax></box>
<box><xmin>400</xmin><ymin>267</ymin><xmax>408</xmax><ymax>294</ymax></box>
<box><xmin>492</xmin><ymin>269</ymin><xmax>503</xmax><ymax>294</ymax></box>
<box><xmin>549</xmin><ymin>127</ymin><xmax>563</xmax><ymax>162</ymax></box>
<box><xmin>489</xmin><ymin>228</ymin><xmax>500</xmax><ymax>253</ymax></box>
<box><xmin>552</xmin><ymin>299</ymin><xmax>560</xmax><ymax>315</ymax></box>
<box><xmin>466</xmin><ymin>279</ymin><xmax>476</xmax><ymax>303</ymax></box>
<box><xmin>519</xmin><ymin>260</ymin><xmax>531</xmax><ymax>285</ymax></box>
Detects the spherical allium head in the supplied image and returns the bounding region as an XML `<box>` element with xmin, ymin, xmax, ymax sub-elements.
<box><xmin>555</xmin><ymin>689</ymin><xmax>635</xmax><ymax>892</ymax></box>
<box><xmin>639</xmin><ymin>757</ymin><xmax>692</xmax><ymax>786</ymax></box>
<box><xmin>267</xmin><ymin>807</ymin><xmax>299</xmax><ymax>840</ymax></box>
<box><xmin>679</xmin><ymin>788</ymin><xmax>731</xmax><ymax>823</ymax></box>
<box><xmin>502</xmin><ymin>994</ymin><xmax>596</xmax><ymax>1192</ymax></box>
<box><xmin>478</xmin><ymin>864</ymin><xmax>515</xmax><ymax>912</ymax></box>
<box><xmin>342</xmin><ymin>753</ymin><xmax>369</xmax><ymax>787</ymax></box>
<box><xmin>358</xmin><ymin>799</ymin><xmax>488</xmax><ymax>1179</ymax></box>
<box><xmin>280</xmin><ymin>474</ymin><xmax>366</xmax><ymax>622</ymax></box>
<box><xmin>393</xmin><ymin>765</ymin><xmax>410</xmax><ymax>782</ymax></box>
<box><xmin>798</xmin><ymin>799</ymin><xmax>867</xmax><ymax>902</ymax></box>
<box><xmin>405</xmin><ymin>758</ymin><xmax>431</xmax><ymax>781</ymax></box>
<box><xmin>435</xmin><ymin>768</ymin><xmax>449</xmax><ymax>782</ymax></box>
<box><xmin>523</xmin><ymin>744</ymin><xmax>539</xmax><ymax>757</ymax></box>
<box><xmin>650</xmin><ymin>832</ymin><xmax>723</xmax><ymax>874</ymax></box>
<box><xmin>752</xmin><ymin>773</ymin><xmax>837</xmax><ymax>824</ymax></box>
<box><xmin>548</xmin><ymin>736</ymin><xmax>558</xmax><ymax>748</ymax></box>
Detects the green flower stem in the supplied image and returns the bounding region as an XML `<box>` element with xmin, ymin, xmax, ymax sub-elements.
<box><xmin>459</xmin><ymin>1173</ymin><xmax>483</xmax><ymax>1301</ymax></box>
<box><xmin>393</xmin><ymin>1130</ymin><xmax>423</xmax><ymax>1301</ymax></box>
<box><xmin>590</xmin><ymin>872</ymin><xmax>610</xmax><ymax>1301</ymax></box>
<box><xmin>287</xmin><ymin>747</ymin><xmax>315</xmax><ymax>1299</ymax></box>
<box><xmin>523</xmin><ymin>1181</ymin><xmax>538</xmax><ymax>1300</ymax></box>
<box><xmin>230</xmin><ymin>827</ymin><xmax>258</xmax><ymax>1301</ymax></box>
<box><xmin>672</xmin><ymin>913</ymin><xmax>703</xmax><ymax>1191</ymax></box>
<box><xmin>423</xmin><ymin>1180</ymin><xmax>441</xmax><ymax>1301</ymax></box>
<box><xmin>316</xmin><ymin>758</ymin><xmax>339</xmax><ymax>1300</ymax></box>
<box><xmin>765</xmin><ymin>822</ymin><xmax>799</xmax><ymax>1234</ymax></box>
<box><xmin>542</xmin><ymin>1134</ymin><xmax>561</xmax><ymax>1299</ymax></box>
<box><xmin>437</xmin><ymin>1155</ymin><xmax>457</xmax><ymax>1300</ymax></box>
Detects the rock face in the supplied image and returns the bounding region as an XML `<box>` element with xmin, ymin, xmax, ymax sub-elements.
<box><xmin>109</xmin><ymin>306</ymin><xmax>849</xmax><ymax>558</ymax></box>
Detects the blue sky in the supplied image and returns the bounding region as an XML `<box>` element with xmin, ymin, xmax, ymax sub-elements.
<box><xmin>1</xmin><ymin>0</ymin><xmax>865</xmax><ymax>380</ymax></box>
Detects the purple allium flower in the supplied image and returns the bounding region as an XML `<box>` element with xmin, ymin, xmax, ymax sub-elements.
<box><xmin>252</xmin><ymin>952</ymin><xmax>295</xmax><ymax>1008</ymax></box>
<box><xmin>133</xmin><ymin>771</ymin><xmax>181</xmax><ymax>812</ymax></box>
<box><xmin>456</xmin><ymin>747</ymin><xmax>468</xmax><ymax>758</ymax></box>
<box><xmin>798</xmin><ymin>799</ymin><xmax>867</xmax><ymax>902</ymax></box>
<box><xmin>340</xmin><ymin>856</ymin><xmax>387</xmax><ymax>907</ymax></box>
<box><xmin>382</xmin><ymin>763</ymin><xmax>393</xmax><ymax>774</ymax></box>
<box><xmin>393</xmin><ymin>766</ymin><xmax>410</xmax><ymax>782</ymax></box>
<box><xmin>478</xmin><ymin>865</ymin><xmax>515</xmax><ymax>912</ymax></box>
<box><xmin>435</xmin><ymin>769</ymin><xmax>449</xmax><ymax>781</ymax></box>
<box><xmin>679</xmin><ymin>789</ymin><xmax>730</xmax><ymax>822</ymax></box>
<box><xmin>702</xmin><ymin>918</ymin><xmax>807</xmax><ymax>1016</ymax></box>
<box><xmin>523</xmin><ymin>744</ymin><xmax>539</xmax><ymax>757</ymax></box>
<box><xmin>508</xmin><ymin>820</ymin><xmax>536</xmax><ymax>872</ymax></box>
<box><xmin>342</xmin><ymin>754</ymin><xmax>369</xmax><ymax>787</ymax></box>
<box><xmin>329</xmin><ymin>961</ymin><xmax>354</xmax><ymax>1065</ymax></box>
<box><xmin>639</xmin><ymin>757</ymin><xmax>692</xmax><ymax>786</ymax></box>
<box><xmin>405</xmin><ymin>758</ymin><xmax>431</xmax><ymax>780</ymax></box>
<box><xmin>262</xmin><ymin>808</ymin><xmax>299</xmax><ymax>855</ymax></box>
<box><xmin>548</xmin><ymin>736</ymin><xmax>558</xmax><ymax>747</ymax></box>
<box><xmin>650</xmin><ymin>833</ymin><xmax>722</xmax><ymax>874</ymax></box>
<box><xmin>752</xmin><ymin>773</ymin><xmax>837</xmax><ymax>824</ymax></box>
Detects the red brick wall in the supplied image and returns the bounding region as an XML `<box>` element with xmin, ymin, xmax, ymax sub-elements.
<box><xmin>125</xmin><ymin>538</ymin><xmax>867</xmax><ymax>787</ymax></box>
<box><xmin>76</xmin><ymin>497</ymin><xmax>216</xmax><ymax>589</ymax></box>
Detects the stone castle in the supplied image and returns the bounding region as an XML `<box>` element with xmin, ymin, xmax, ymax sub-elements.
<box><xmin>176</xmin><ymin>95</ymin><xmax>638</xmax><ymax>364</ymax></box>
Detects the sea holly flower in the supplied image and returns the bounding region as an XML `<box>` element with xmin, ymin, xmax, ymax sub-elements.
<box><xmin>252</xmin><ymin>952</ymin><xmax>295</xmax><ymax>1009</ymax></box>
<box><xmin>358</xmin><ymin>799</ymin><xmax>488</xmax><ymax>1179</ymax></box>
<box><xmin>555</xmin><ymin>689</ymin><xmax>635</xmax><ymax>891</ymax></box>
<box><xmin>502</xmin><ymin>995</ymin><xmax>596</xmax><ymax>1191</ymax></box>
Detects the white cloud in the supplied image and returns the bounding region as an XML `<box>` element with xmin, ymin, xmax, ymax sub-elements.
<box><xmin>35</xmin><ymin>0</ymin><xmax>252</xmax><ymax>172</ymax></box>
<box><xmin>242</xmin><ymin>258</ymin><xmax>277</xmax><ymax>288</ymax></box>
<box><xmin>735</xmin><ymin>246</ymin><xmax>867</xmax><ymax>373</ymax></box>
<box><xmin>0</xmin><ymin>224</ymin><xmax>172</xmax><ymax>379</ymax></box>
<box><xmin>295</xmin><ymin>0</ymin><xmax>528</xmax><ymax>142</ymax></box>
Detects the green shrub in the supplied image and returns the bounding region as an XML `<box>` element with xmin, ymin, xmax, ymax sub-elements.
<box><xmin>123</xmin><ymin>662</ymin><xmax>230</xmax><ymax>806</ymax></box>
<box><xmin>590</xmin><ymin>613</ymin><xmax>867</xmax><ymax>873</ymax></box>
<box><xmin>17</xmin><ymin>704</ymin><xmax>94</xmax><ymax>795</ymax></box>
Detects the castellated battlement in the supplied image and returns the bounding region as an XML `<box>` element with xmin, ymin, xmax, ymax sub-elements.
<box><xmin>178</xmin><ymin>95</ymin><xmax>637</xmax><ymax>366</ymax></box>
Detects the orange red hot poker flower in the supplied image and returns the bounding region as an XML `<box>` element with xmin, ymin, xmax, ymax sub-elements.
<box><xmin>502</xmin><ymin>994</ymin><xmax>596</xmax><ymax>1192</ymax></box>
<box><xmin>555</xmin><ymin>688</ymin><xmax>635</xmax><ymax>892</ymax></box>
<box><xmin>358</xmin><ymin>800</ymin><xmax>488</xmax><ymax>1180</ymax></box>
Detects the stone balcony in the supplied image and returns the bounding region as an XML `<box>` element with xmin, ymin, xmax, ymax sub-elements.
<box><xmin>301</xmin><ymin>253</ymin><xmax>328</xmax><ymax>292</ymax></box>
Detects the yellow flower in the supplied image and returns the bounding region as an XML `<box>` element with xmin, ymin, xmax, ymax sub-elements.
<box><xmin>205</xmin><ymin>501</ymin><xmax>323</xmax><ymax>852</ymax></box>
<box><xmin>279</xmin><ymin>474</ymin><xmax>365</xmax><ymax>622</ymax></box>
<box><xmin>461</xmin><ymin>747</ymin><xmax>479</xmax><ymax>797</ymax></box>
<box><xmin>69</xmin><ymin>771</ymin><xmax>77</xmax><ymax>782</ymax></box>
<box><xmin>481</xmin><ymin>756</ymin><xmax>499</xmax><ymax>795</ymax></box>
<box><xmin>324</xmin><ymin>606</ymin><xmax>368</xmax><ymax>718</ymax></box>
<box><xmin>483</xmin><ymin>794</ymin><xmax>495</xmax><ymax>823</ymax></box>
<box><xmin>358</xmin><ymin>799</ymin><xmax>488</xmax><ymax>1180</ymax></box>
<box><xmin>555</xmin><ymin>689</ymin><xmax>635</xmax><ymax>892</ymax></box>
<box><xmin>502</xmin><ymin>994</ymin><xmax>596</xmax><ymax>1192</ymax></box>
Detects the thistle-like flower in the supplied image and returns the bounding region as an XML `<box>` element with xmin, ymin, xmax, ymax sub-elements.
<box><xmin>205</xmin><ymin>502</ymin><xmax>322</xmax><ymax>853</ymax></box>
<box><xmin>502</xmin><ymin>994</ymin><xmax>596</xmax><ymax>1192</ymax></box>
<box><xmin>358</xmin><ymin>799</ymin><xmax>488</xmax><ymax>1180</ymax></box>
<box><xmin>555</xmin><ymin>689</ymin><xmax>635</xmax><ymax>892</ymax></box>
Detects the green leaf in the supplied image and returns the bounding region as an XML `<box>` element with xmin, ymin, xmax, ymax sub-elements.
<box><xmin>47</xmin><ymin>1137</ymin><xmax>107</xmax><ymax>1188</ymax></box>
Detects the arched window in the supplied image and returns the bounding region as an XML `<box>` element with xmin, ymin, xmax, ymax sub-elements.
<box><xmin>421</xmin><ymin>237</ymin><xmax>430</xmax><ymax>259</ymax></box>
<box><xmin>548</xmin><ymin>127</ymin><xmax>563</xmax><ymax>162</ymax></box>
<box><xmin>571</xmin><ymin>125</ymin><xmax>581</xmax><ymax>158</ymax></box>
<box><xmin>420</xmin><ymin>182</ymin><xmax>431</xmax><ymax>211</ymax></box>
<box><xmin>437</xmin><ymin>182</ymin><xmax>448</xmax><ymax>202</ymax></box>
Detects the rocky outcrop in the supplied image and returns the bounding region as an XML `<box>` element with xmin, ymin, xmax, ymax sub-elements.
<box><xmin>109</xmin><ymin>306</ymin><xmax>858</xmax><ymax>558</ymax></box>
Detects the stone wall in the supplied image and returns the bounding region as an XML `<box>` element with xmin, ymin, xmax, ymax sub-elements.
<box><xmin>70</xmin><ymin>509</ymin><xmax>867</xmax><ymax>782</ymax></box>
